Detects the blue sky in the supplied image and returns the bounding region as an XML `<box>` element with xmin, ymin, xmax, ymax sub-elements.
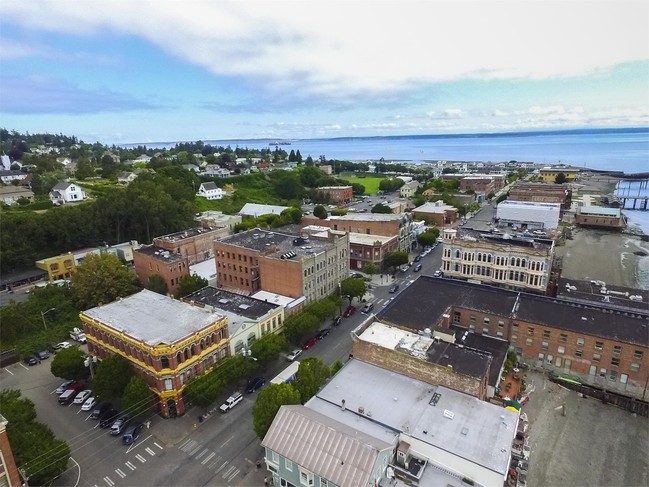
<box><xmin>1</xmin><ymin>0</ymin><xmax>647</xmax><ymax>145</ymax></box>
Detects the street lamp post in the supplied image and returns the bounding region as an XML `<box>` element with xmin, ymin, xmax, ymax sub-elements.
<box><xmin>40</xmin><ymin>307</ymin><xmax>56</xmax><ymax>330</ymax></box>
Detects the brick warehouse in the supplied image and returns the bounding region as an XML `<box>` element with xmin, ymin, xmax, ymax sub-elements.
<box><xmin>81</xmin><ymin>290</ymin><xmax>230</xmax><ymax>417</ymax></box>
<box><xmin>377</xmin><ymin>277</ymin><xmax>649</xmax><ymax>399</ymax></box>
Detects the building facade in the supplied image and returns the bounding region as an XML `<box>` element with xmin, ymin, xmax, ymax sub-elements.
<box><xmin>196</xmin><ymin>182</ymin><xmax>224</xmax><ymax>200</ymax></box>
<box><xmin>575</xmin><ymin>206</ymin><xmax>626</xmax><ymax>230</ymax></box>
<box><xmin>0</xmin><ymin>414</ymin><xmax>22</xmax><ymax>487</ymax></box>
<box><xmin>215</xmin><ymin>228</ymin><xmax>349</xmax><ymax>303</ymax></box>
<box><xmin>441</xmin><ymin>228</ymin><xmax>555</xmax><ymax>294</ymax></box>
<box><xmin>133</xmin><ymin>246</ymin><xmax>190</xmax><ymax>296</ymax></box>
<box><xmin>496</xmin><ymin>200</ymin><xmax>561</xmax><ymax>230</ymax></box>
<box><xmin>459</xmin><ymin>176</ymin><xmax>495</xmax><ymax>195</ymax></box>
<box><xmin>537</xmin><ymin>166</ymin><xmax>580</xmax><ymax>182</ymax></box>
<box><xmin>153</xmin><ymin>227</ymin><xmax>225</xmax><ymax>265</ymax></box>
<box><xmin>412</xmin><ymin>200</ymin><xmax>459</xmax><ymax>226</ymax></box>
<box><xmin>316</xmin><ymin>185</ymin><xmax>353</xmax><ymax>204</ymax></box>
<box><xmin>81</xmin><ymin>290</ymin><xmax>230</xmax><ymax>418</ymax></box>
<box><xmin>509</xmin><ymin>182</ymin><xmax>572</xmax><ymax>215</ymax></box>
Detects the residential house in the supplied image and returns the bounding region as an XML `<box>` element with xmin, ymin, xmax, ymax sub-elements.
<box><xmin>202</xmin><ymin>165</ymin><xmax>231</xmax><ymax>178</ymax></box>
<box><xmin>196</xmin><ymin>182</ymin><xmax>224</xmax><ymax>200</ymax></box>
<box><xmin>117</xmin><ymin>171</ymin><xmax>137</xmax><ymax>185</ymax></box>
<box><xmin>0</xmin><ymin>185</ymin><xmax>34</xmax><ymax>205</ymax></box>
<box><xmin>49</xmin><ymin>182</ymin><xmax>86</xmax><ymax>204</ymax></box>
<box><xmin>399</xmin><ymin>180</ymin><xmax>419</xmax><ymax>198</ymax></box>
<box><xmin>0</xmin><ymin>170</ymin><xmax>26</xmax><ymax>184</ymax></box>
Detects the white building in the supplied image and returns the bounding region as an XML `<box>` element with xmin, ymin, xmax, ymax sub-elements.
<box><xmin>196</xmin><ymin>182</ymin><xmax>224</xmax><ymax>200</ymax></box>
<box><xmin>496</xmin><ymin>200</ymin><xmax>561</xmax><ymax>230</ymax></box>
<box><xmin>49</xmin><ymin>182</ymin><xmax>86</xmax><ymax>204</ymax></box>
<box><xmin>239</xmin><ymin>203</ymin><xmax>289</xmax><ymax>218</ymax></box>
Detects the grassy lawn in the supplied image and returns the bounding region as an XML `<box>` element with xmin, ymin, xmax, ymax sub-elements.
<box><xmin>344</xmin><ymin>176</ymin><xmax>384</xmax><ymax>195</ymax></box>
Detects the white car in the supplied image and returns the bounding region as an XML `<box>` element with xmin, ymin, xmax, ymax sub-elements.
<box><xmin>219</xmin><ymin>392</ymin><xmax>243</xmax><ymax>413</ymax></box>
<box><xmin>286</xmin><ymin>349</ymin><xmax>303</xmax><ymax>362</ymax></box>
<box><xmin>54</xmin><ymin>341</ymin><xmax>71</xmax><ymax>350</ymax></box>
<box><xmin>81</xmin><ymin>397</ymin><xmax>97</xmax><ymax>411</ymax></box>
<box><xmin>73</xmin><ymin>390</ymin><xmax>92</xmax><ymax>405</ymax></box>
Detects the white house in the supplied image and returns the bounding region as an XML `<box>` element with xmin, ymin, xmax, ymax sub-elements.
<box><xmin>0</xmin><ymin>170</ymin><xmax>26</xmax><ymax>184</ymax></box>
<box><xmin>203</xmin><ymin>165</ymin><xmax>231</xmax><ymax>178</ymax></box>
<box><xmin>197</xmin><ymin>182</ymin><xmax>224</xmax><ymax>200</ymax></box>
<box><xmin>50</xmin><ymin>182</ymin><xmax>86</xmax><ymax>204</ymax></box>
<box><xmin>1</xmin><ymin>154</ymin><xmax>11</xmax><ymax>170</ymax></box>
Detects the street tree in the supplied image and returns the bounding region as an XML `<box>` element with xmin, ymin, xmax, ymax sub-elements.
<box><xmin>371</xmin><ymin>203</ymin><xmax>393</xmax><ymax>214</ymax></box>
<box><xmin>304</xmin><ymin>298</ymin><xmax>338</xmax><ymax>321</ymax></box>
<box><xmin>175</xmin><ymin>274</ymin><xmax>208</xmax><ymax>298</ymax></box>
<box><xmin>313</xmin><ymin>205</ymin><xmax>328</xmax><ymax>219</ymax></box>
<box><xmin>252</xmin><ymin>383</ymin><xmax>301</xmax><ymax>439</ymax></box>
<box><xmin>121</xmin><ymin>376</ymin><xmax>152</xmax><ymax>418</ymax></box>
<box><xmin>281</xmin><ymin>207</ymin><xmax>303</xmax><ymax>224</ymax></box>
<box><xmin>147</xmin><ymin>274</ymin><xmax>169</xmax><ymax>295</ymax></box>
<box><xmin>384</xmin><ymin>251</ymin><xmax>409</xmax><ymax>271</ymax></box>
<box><xmin>250</xmin><ymin>333</ymin><xmax>287</xmax><ymax>366</ymax></box>
<box><xmin>339</xmin><ymin>277</ymin><xmax>366</xmax><ymax>304</ymax></box>
<box><xmin>555</xmin><ymin>172</ymin><xmax>567</xmax><ymax>184</ymax></box>
<box><xmin>417</xmin><ymin>228</ymin><xmax>440</xmax><ymax>248</ymax></box>
<box><xmin>293</xmin><ymin>358</ymin><xmax>331</xmax><ymax>403</ymax></box>
<box><xmin>71</xmin><ymin>253</ymin><xmax>141</xmax><ymax>310</ymax></box>
<box><xmin>330</xmin><ymin>359</ymin><xmax>344</xmax><ymax>375</ymax></box>
<box><xmin>92</xmin><ymin>354</ymin><xmax>134</xmax><ymax>401</ymax></box>
<box><xmin>361</xmin><ymin>262</ymin><xmax>378</xmax><ymax>274</ymax></box>
<box><xmin>282</xmin><ymin>312</ymin><xmax>321</xmax><ymax>345</ymax></box>
<box><xmin>50</xmin><ymin>346</ymin><xmax>89</xmax><ymax>381</ymax></box>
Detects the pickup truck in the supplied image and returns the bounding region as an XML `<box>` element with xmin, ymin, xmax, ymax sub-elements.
<box><xmin>70</xmin><ymin>328</ymin><xmax>87</xmax><ymax>344</ymax></box>
<box><xmin>219</xmin><ymin>392</ymin><xmax>243</xmax><ymax>413</ymax></box>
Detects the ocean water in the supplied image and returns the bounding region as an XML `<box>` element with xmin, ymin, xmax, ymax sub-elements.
<box><xmin>134</xmin><ymin>128</ymin><xmax>649</xmax><ymax>173</ymax></box>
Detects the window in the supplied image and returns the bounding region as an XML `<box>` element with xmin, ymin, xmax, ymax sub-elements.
<box><xmin>576</xmin><ymin>337</ymin><xmax>585</xmax><ymax>346</ymax></box>
<box><xmin>611</xmin><ymin>357</ymin><xmax>620</xmax><ymax>367</ymax></box>
<box><xmin>513</xmin><ymin>323</ymin><xmax>519</xmax><ymax>330</ymax></box>
<box><xmin>620</xmin><ymin>374</ymin><xmax>629</xmax><ymax>384</ymax></box>
<box><xmin>543</xmin><ymin>330</ymin><xmax>551</xmax><ymax>339</ymax></box>
<box><xmin>285</xmin><ymin>459</ymin><xmax>293</xmax><ymax>471</ymax></box>
<box><xmin>592</xmin><ymin>353</ymin><xmax>601</xmax><ymax>362</ymax></box>
<box><xmin>558</xmin><ymin>345</ymin><xmax>565</xmax><ymax>354</ymax></box>
<box><xmin>527</xmin><ymin>327</ymin><xmax>534</xmax><ymax>336</ymax></box>
<box><xmin>482</xmin><ymin>327</ymin><xmax>489</xmax><ymax>335</ymax></box>
<box><xmin>320</xmin><ymin>480</ymin><xmax>329</xmax><ymax>487</ymax></box>
<box><xmin>634</xmin><ymin>350</ymin><xmax>644</xmax><ymax>360</ymax></box>
<box><xmin>483</xmin><ymin>317</ymin><xmax>490</xmax><ymax>324</ymax></box>
<box><xmin>498</xmin><ymin>321</ymin><xmax>505</xmax><ymax>328</ymax></box>
<box><xmin>595</xmin><ymin>341</ymin><xmax>603</xmax><ymax>351</ymax></box>
<box><xmin>609</xmin><ymin>371</ymin><xmax>617</xmax><ymax>382</ymax></box>
<box><xmin>613</xmin><ymin>345</ymin><xmax>622</xmax><ymax>355</ymax></box>
<box><xmin>526</xmin><ymin>338</ymin><xmax>533</xmax><ymax>347</ymax></box>
<box><xmin>511</xmin><ymin>334</ymin><xmax>518</xmax><ymax>343</ymax></box>
<box><xmin>541</xmin><ymin>341</ymin><xmax>549</xmax><ymax>350</ymax></box>
<box><xmin>271</xmin><ymin>451</ymin><xmax>279</xmax><ymax>464</ymax></box>
<box><xmin>599</xmin><ymin>368</ymin><xmax>607</xmax><ymax>378</ymax></box>
<box><xmin>631</xmin><ymin>363</ymin><xmax>640</xmax><ymax>372</ymax></box>
<box><xmin>299</xmin><ymin>467</ymin><xmax>314</xmax><ymax>486</ymax></box>
<box><xmin>497</xmin><ymin>331</ymin><xmax>504</xmax><ymax>337</ymax></box>
<box><xmin>469</xmin><ymin>315</ymin><xmax>476</xmax><ymax>323</ymax></box>
<box><xmin>575</xmin><ymin>350</ymin><xmax>582</xmax><ymax>358</ymax></box>
<box><xmin>559</xmin><ymin>333</ymin><xmax>568</xmax><ymax>343</ymax></box>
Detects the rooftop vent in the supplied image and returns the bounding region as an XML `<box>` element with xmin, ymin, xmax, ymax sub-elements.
<box><xmin>238</xmin><ymin>304</ymin><xmax>251</xmax><ymax>310</ymax></box>
<box><xmin>461</xmin><ymin>427</ymin><xmax>469</xmax><ymax>436</ymax></box>
<box><xmin>358</xmin><ymin>406</ymin><xmax>364</xmax><ymax>414</ymax></box>
<box><xmin>218</xmin><ymin>299</ymin><xmax>230</xmax><ymax>305</ymax></box>
<box><xmin>443</xmin><ymin>409</ymin><xmax>455</xmax><ymax>420</ymax></box>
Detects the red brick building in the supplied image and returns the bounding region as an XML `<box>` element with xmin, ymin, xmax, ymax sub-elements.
<box><xmin>459</xmin><ymin>176</ymin><xmax>495</xmax><ymax>195</ymax></box>
<box><xmin>316</xmin><ymin>185</ymin><xmax>353</xmax><ymax>204</ymax></box>
<box><xmin>412</xmin><ymin>200</ymin><xmax>459</xmax><ymax>226</ymax></box>
<box><xmin>0</xmin><ymin>414</ymin><xmax>21</xmax><ymax>487</ymax></box>
<box><xmin>153</xmin><ymin>227</ymin><xmax>225</xmax><ymax>265</ymax></box>
<box><xmin>81</xmin><ymin>290</ymin><xmax>230</xmax><ymax>418</ymax></box>
<box><xmin>133</xmin><ymin>246</ymin><xmax>190</xmax><ymax>296</ymax></box>
<box><xmin>509</xmin><ymin>182</ymin><xmax>572</xmax><ymax>215</ymax></box>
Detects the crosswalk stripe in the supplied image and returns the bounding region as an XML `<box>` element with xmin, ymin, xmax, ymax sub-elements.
<box><xmin>103</xmin><ymin>476</ymin><xmax>114</xmax><ymax>486</ymax></box>
<box><xmin>154</xmin><ymin>442</ymin><xmax>163</xmax><ymax>450</ymax></box>
<box><xmin>208</xmin><ymin>456</ymin><xmax>222</xmax><ymax>469</ymax></box>
<box><xmin>189</xmin><ymin>444</ymin><xmax>202</xmax><ymax>456</ymax></box>
<box><xmin>222</xmin><ymin>465</ymin><xmax>236</xmax><ymax>478</ymax></box>
<box><xmin>115</xmin><ymin>469</ymin><xmax>126</xmax><ymax>479</ymax></box>
<box><xmin>179</xmin><ymin>438</ymin><xmax>192</xmax><ymax>449</ymax></box>
<box><xmin>125</xmin><ymin>461</ymin><xmax>136</xmax><ymax>471</ymax></box>
<box><xmin>135</xmin><ymin>453</ymin><xmax>146</xmax><ymax>463</ymax></box>
<box><xmin>195</xmin><ymin>448</ymin><xmax>209</xmax><ymax>460</ymax></box>
<box><xmin>227</xmin><ymin>469</ymin><xmax>240</xmax><ymax>482</ymax></box>
<box><xmin>180</xmin><ymin>439</ymin><xmax>196</xmax><ymax>452</ymax></box>
<box><xmin>215</xmin><ymin>461</ymin><xmax>228</xmax><ymax>474</ymax></box>
<box><xmin>145</xmin><ymin>447</ymin><xmax>155</xmax><ymax>456</ymax></box>
<box><xmin>201</xmin><ymin>452</ymin><xmax>216</xmax><ymax>465</ymax></box>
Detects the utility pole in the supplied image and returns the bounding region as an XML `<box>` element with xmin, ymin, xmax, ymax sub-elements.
<box><xmin>40</xmin><ymin>307</ymin><xmax>56</xmax><ymax>330</ymax></box>
<box><xmin>19</xmin><ymin>467</ymin><xmax>29</xmax><ymax>487</ymax></box>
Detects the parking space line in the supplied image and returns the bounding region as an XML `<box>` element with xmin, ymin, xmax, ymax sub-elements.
<box><xmin>219</xmin><ymin>434</ymin><xmax>234</xmax><ymax>448</ymax></box>
<box><xmin>227</xmin><ymin>469</ymin><xmax>240</xmax><ymax>482</ymax></box>
<box><xmin>4</xmin><ymin>368</ymin><xmax>14</xmax><ymax>375</ymax></box>
<box><xmin>103</xmin><ymin>476</ymin><xmax>114</xmax><ymax>486</ymax></box>
<box><xmin>145</xmin><ymin>447</ymin><xmax>155</xmax><ymax>456</ymax></box>
<box><xmin>19</xmin><ymin>363</ymin><xmax>28</xmax><ymax>370</ymax></box>
<box><xmin>115</xmin><ymin>469</ymin><xmax>126</xmax><ymax>479</ymax></box>
<box><xmin>195</xmin><ymin>448</ymin><xmax>209</xmax><ymax>460</ymax></box>
<box><xmin>135</xmin><ymin>453</ymin><xmax>146</xmax><ymax>463</ymax></box>
<box><xmin>201</xmin><ymin>452</ymin><xmax>216</xmax><ymax>465</ymax></box>
<box><xmin>125</xmin><ymin>461</ymin><xmax>136</xmax><ymax>471</ymax></box>
<box><xmin>154</xmin><ymin>442</ymin><xmax>163</xmax><ymax>450</ymax></box>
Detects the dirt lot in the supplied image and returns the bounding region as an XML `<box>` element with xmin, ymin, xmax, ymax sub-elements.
<box><xmin>523</xmin><ymin>371</ymin><xmax>649</xmax><ymax>487</ymax></box>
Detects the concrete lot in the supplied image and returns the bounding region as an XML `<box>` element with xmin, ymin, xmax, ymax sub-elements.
<box><xmin>523</xmin><ymin>371</ymin><xmax>649</xmax><ymax>487</ymax></box>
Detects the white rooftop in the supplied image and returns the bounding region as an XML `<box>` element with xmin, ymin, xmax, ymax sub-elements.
<box><xmin>251</xmin><ymin>290</ymin><xmax>301</xmax><ymax>308</ymax></box>
<box><xmin>358</xmin><ymin>321</ymin><xmax>432</xmax><ymax>357</ymax></box>
<box><xmin>414</xmin><ymin>201</ymin><xmax>457</xmax><ymax>213</ymax></box>
<box><xmin>190</xmin><ymin>259</ymin><xmax>217</xmax><ymax>282</ymax></box>
<box><xmin>239</xmin><ymin>203</ymin><xmax>289</xmax><ymax>217</ymax></box>
<box><xmin>83</xmin><ymin>289</ymin><xmax>223</xmax><ymax>346</ymax></box>
<box><xmin>328</xmin><ymin>213</ymin><xmax>405</xmax><ymax>222</ymax></box>
<box><xmin>310</xmin><ymin>359</ymin><xmax>518</xmax><ymax>475</ymax></box>
<box><xmin>499</xmin><ymin>200</ymin><xmax>561</xmax><ymax>209</ymax></box>
<box><xmin>349</xmin><ymin>232</ymin><xmax>397</xmax><ymax>246</ymax></box>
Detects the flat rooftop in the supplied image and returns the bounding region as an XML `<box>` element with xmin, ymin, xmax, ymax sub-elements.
<box><xmin>578</xmin><ymin>206</ymin><xmax>622</xmax><ymax>217</ymax></box>
<box><xmin>185</xmin><ymin>286</ymin><xmax>279</xmax><ymax>320</ymax></box>
<box><xmin>239</xmin><ymin>203</ymin><xmax>289</xmax><ymax>217</ymax></box>
<box><xmin>557</xmin><ymin>278</ymin><xmax>648</xmax><ymax>312</ymax></box>
<box><xmin>154</xmin><ymin>226</ymin><xmax>220</xmax><ymax>243</ymax></box>
<box><xmin>83</xmin><ymin>289</ymin><xmax>223</xmax><ymax>346</ymax></box>
<box><xmin>414</xmin><ymin>202</ymin><xmax>457</xmax><ymax>213</ymax></box>
<box><xmin>134</xmin><ymin>245</ymin><xmax>186</xmax><ymax>263</ymax></box>
<box><xmin>450</xmin><ymin>326</ymin><xmax>510</xmax><ymax>387</ymax></box>
<box><xmin>456</xmin><ymin>228</ymin><xmax>554</xmax><ymax>250</ymax></box>
<box><xmin>349</xmin><ymin>232</ymin><xmax>397</xmax><ymax>246</ymax></box>
<box><xmin>498</xmin><ymin>200</ymin><xmax>561</xmax><ymax>209</ymax></box>
<box><xmin>308</xmin><ymin>359</ymin><xmax>518</xmax><ymax>475</ymax></box>
<box><xmin>220</xmin><ymin>227</ymin><xmax>337</xmax><ymax>259</ymax></box>
<box><xmin>328</xmin><ymin>213</ymin><xmax>406</xmax><ymax>222</ymax></box>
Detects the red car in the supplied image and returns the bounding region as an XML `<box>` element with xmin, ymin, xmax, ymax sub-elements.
<box><xmin>302</xmin><ymin>337</ymin><xmax>317</xmax><ymax>350</ymax></box>
<box><xmin>343</xmin><ymin>305</ymin><xmax>356</xmax><ymax>318</ymax></box>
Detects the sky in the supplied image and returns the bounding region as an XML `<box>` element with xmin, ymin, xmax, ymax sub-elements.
<box><xmin>1</xmin><ymin>0</ymin><xmax>648</xmax><ymax>145</ymax></box>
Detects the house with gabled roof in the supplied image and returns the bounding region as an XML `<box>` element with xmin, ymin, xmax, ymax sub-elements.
<box><xmin>197</xmin><ymin>182</ymin><xmax>224</xmax><ymax>200</ymax></box>
<box><xmin>49</xmin><ymin>181</ymin><xmax>86</xmax><ymax>204</ymax></box>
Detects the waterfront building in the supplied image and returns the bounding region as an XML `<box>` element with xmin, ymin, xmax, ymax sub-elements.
<box><xmin>496</xmin><ymin>200</ymin><xmax>561</xmax><ymax>231</ymax></box>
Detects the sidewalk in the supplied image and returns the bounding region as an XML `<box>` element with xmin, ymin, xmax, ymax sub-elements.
<box><xmin>148</xmin><ymin>407</ymin><xmax>199</xmax><ymax>447</ymax></box>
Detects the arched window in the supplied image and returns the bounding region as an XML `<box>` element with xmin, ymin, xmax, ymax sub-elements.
<box><xmin>184</xmin><ymin>348</ymin><xmax>189</xmax><ymax>361</ymax></box>
<box><xmin>160</xmin><ymin>356</ymin><xmax>169</xmax><ymax>369</ymax></box>
<box><xmin>247</xmin><ymin>332</ymin><xmax>257</xmax><ymax>346</ymax></box>
<box><xmin>176</xmin><ymin>351</ymin><xmax>183</xmax><ymax>364</ymax></box>
<box><xmin>191</xmin><ymin>344</ymin><xmax>197</xmax><ymax>356</ymax></box>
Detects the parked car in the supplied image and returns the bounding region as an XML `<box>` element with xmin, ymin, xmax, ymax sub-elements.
<box><xmin>433</xmin><ymin>270</ymin><xmax>443</xmax><ymax>278</ymax></box>
<box><xmin>399</xmin><ymin>264</ymin><xmax>410</xmax><ymax>273</ymax></box>
<box><xmin>24</xmin><ymin>356</ymin><xmax>38</xmax><ymax>366</ymax></box>
<box><xmin>90</xmin><ymin>401</ymin><xmax>112</xmax><ymax>420</ymax></box>
<box><xmin>73</xmin><ymin>390</ymin><xmax>92</xmax><ymax>405</ymax></box>
<box><xmin>343</xmin><ymin>305</ymin><xmax>356</xmax><ymax>317</ymax></box>
<box><xmin>99</xmin><ymin>409</ymin><xmax>120</xmax><ymax>428</ymax></box>
<box><xmin>55</xmin><ymin>380</ymin><xmax>76</xmax><ymax>395</ymax></box>
<box><xmin>332</xmin><ymin>316</ymin><xmax>342</xmax><ymax>327</ymax></box>
<box><xmin>81</xmin><ymin>397</ymin><xmax>97</xmax><ymax>411</ymax></box>
<box><xmin>246</xmin><ymin>377</ymin><xmax>266</xmax><ymax>393</ymax></box>
<box><xmin>302</xmin><ymin>337</ymin><xmax>317</xmax><ymax>350</ymax></box>
<box><xmin>350</xmin><ymin>272</ymin><xmax>364</xmax><ymax>279</ymax></box>
<box><xmin>315</xmin><ymin>328</ymin><xmax>331</xmax><ymax>340</ymax></box>
<box><xmin>286</xmin><ymin>349</ymin><xmax>303</xmax><ymax>361</ymax></box>
<box><xmin>414</xmin><ymin>255</ymin><xmax>422</xmax><ymax>262</ymax></box>
<box><xmin>59</xmin><ymin>385</ymin><xmax>83</xmax><ymax>405</ymax></box>
<box><xmin>413</xmin><ymin>264</ymin><xmax>423</xmax><ymax>272</ymax></box>
<box><xmin>219</xmin><ymin>392</ymin><xmax>243</xmax><ymax>413</ymax></box>
<box><xmin>389</xmin><ymin>284</ymin><xmax>399</xmax><ymax>294</ymax></box>
<box><xmin>110</xmin><ymin>414</ymin><xmax>131</xmax><ymax>435</ymax></box>
<box><xmin>35</xmin><ymin>351</ymin><xmax>50</xmax><ymax>360</ymax></box>
<box><xmin>54</xmin><ymin>341</ymin><xmax>71</xmax><ymax>351</ymax></box>
<box><xmin>361</xmin><ymin>302</ymin><xmax>374</xmax><ymax>314</ymax></box>
<box><xmin>122</xmin><ymin>423</ymin><xmax>144</xmax><ymax>445</ymax></box>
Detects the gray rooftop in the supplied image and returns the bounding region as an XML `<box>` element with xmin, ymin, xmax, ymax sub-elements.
<box><xmin>309</xmin><ymin>359</ymin><xmax>518</xmax><ymax>475</ymax></box>
<box><xmin>83</xmin><ymin>289</ymin><xmax>223</xmax><ymax>346</ymax></box>
<box><xmin>329</xmin><ymin>213</ymin><xmax>406</xmax><ymax>222</ymax></box>
<box><xmin>262</xmin><ymin>405</ymin><xmax>390</xmax><ymax>487</ymax></box>
<box><xmin>134</xmin><ymin>245</ymin><xmax>186</xmax><ymax>263</ymax></box>
<box><xmin>456</xmin><ymin>228</ymin><xmax>555</xmax><ymax>250</ymax></box>
<box><xmin>185</xmin><ymin>286</ymin><xmax>279</xmax><ymax>319</ymax></box>
<box><xmin>239</xmin><ymin>203</ymin><xmax>289</xmax><ymax>217</ymax></box>
<box><xmin>154</xmin><ymin>226</ymin><xmax>220</xmax><ymax>243</ymax></box>
<box><xmin>220</xmin><ymin>227</ymin><xmax>337</xmax><ymax>259</ymax></box>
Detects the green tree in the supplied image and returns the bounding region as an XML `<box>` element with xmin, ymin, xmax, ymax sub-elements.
<box><xmin>304</xmin><ymin>298</ymin><xmax>338</xmax><ymax>321</ymax></box>
<box><xmin>305</xmin><ymin>155</ymin><xmax>314</xmax><ymax>166</ymax></box>
<box><xmin>100</xmin><ymin>153</ymin><xmax>120</xmax><ymax>179</ymax></box>
<box><xmin>378</xmin><ymin>177</ymin><xmax>406</xmax><ymax>192</ymax></box>
<box><xmin>496</xmin><ymin>193</ymin><xmax>508</xmax><ymax>203</ymax></box>
<box><xmin>555</xmin><ymin>172</ymin><xmax>567</xmax><ymax>184</ymax></box>
<box><xmin>121</xmin><ymin>376</ymin><xmax>152</xmax><ymax>418</ymax></box>
<box><xmin>50</xmin><ymin>346</ymin><xmax>89</xmax><ymax>381</ymax></box>
<box><xmin>252</xmin><ymin>383</ymin><xmax>301</xmax><ymax>439</ymax></box>
<box><xmin>75</xmin><ymin>158</ymin><xmax>95</xmax><ymax>180</ymax></box>
<box><xmin>272</xmin><ymin>171</ymin><xmax>303</xmax><ymax>200</ymax></box>
<box><xmin>283</xmin><ymin>312</ymin><xmax>321</xmax><ymax>345</ymax></box>
<box><xmin>350</xmin><ymin>183</ymin><xmax>365</xmax><ymax>195</ymax></box>
<box><xmin>417</xmin><ymin>228</ymin><xmax>440</xmax><ymax>248</ymax></box>
<box><xmin>250</xmin><ymin>333</ymin><xmax>287</xmax><ymax>366</ymax></box>
<box><xmin>92</xmin><ymin>354</ymin><xmax>134</xmax><ymax>401</ymax></box>
<box><xmin>295</xmin><ymin>150</ymin><xmax>303</xmax><ymax>163</ymax></box>
<box><xmin>288</xmin><ymin>149</ymin><xmax>296</xmax><ymax>162</ymax></box>
<box><xmin>340</xmin><ymin>277</ymin><xmax>366</xmax><ymax>304</ymax></box>
<box><xmin>299</xmin><ymin>166</ymin><xmax>324</xmax><ymax>188</ymax></box>
<box><xmin>281</xmin><ymin>207</ymin><xmax>303</xmax><ymax>224</ymax></box>
<box><xmin>384</xmin><ymin>251</ymin><xmax>409</xmax><ymax>271</ymax></box>
<box><xmin>371</xmin><ymin>203</ymin><xmax>393</xmax><ymax>214</ymax></box>
<box><xmin>71</xmin><ymin>253</ymin><xmax>141</xmax><ymax>310</ymax></box>
<box><xmin>361</xmin><ymin>262</ymin><xmax>378</xmax><ymax>274</ymax></box>
<box><xmin>147</xmin><ymin>274</ymin><xmax>169</xmax><ymax>295</ymax></box>
<box><xmin>292</xmin><ymin>358</ymin><xmax>331</xmax><ymax>403</ymax></box>
<box><xmin>175</xmin><ymin>274</ymin><xmax>208</xmax><ymax>298</ymax></box>
<box><xmin>313</xmin><ymin>205</ymin><xmax>328</xmax><ymax>219</ymax></box>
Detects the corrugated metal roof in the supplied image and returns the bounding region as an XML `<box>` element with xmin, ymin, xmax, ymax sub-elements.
<box><xmin>262</xmin><ymin>406</ymin><xmax>390</xmax><ymax>487</ymax></box>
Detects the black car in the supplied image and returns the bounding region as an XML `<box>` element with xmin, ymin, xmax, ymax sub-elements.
<box><xmin>332</xmin><ymin>316</ymin><xmax>342</xmax><ymax>327</ymax></box>
<box><xmin>315</xmin><ymin>328</ymin><xmax>331</xmax><ymax>340</ymax></box>
<box><xmin>35</xmin><ymin>351</ymin><xmax>50</xmax><ymax>360</ymax></box>
<box><xmin>246</xmin><ymin>377</ymin><xmax>266</xmax><ymax>393</ymax></box>
<box><xmin>389</xmin><ymin>284</ymin><xmax>399</xmax><ymax>294</ymax></box>
<box><xmin>351</xmin><ymin>273</ymin><xmax>364</xmax><ymax>280</ymax></box>
<box><xmin>99</xmin><ymin>409</ymin><xmax>120</xmax><ymax>428</ymax></box>
<box><xmin>24</xmin><ymin>356</ymin><xmax>38</xmax><ymax>366</ymax></box>
<box><xmin>90</xmin><ymin>401</ymin><xmax>112</xmax><ymax>420</ymax></box>
<box><xmin>414</xmin><ymin>255</ymin><xmax>422</xmax><ymax>262</ymax></box>
<box><xmin>413</xmin><ymin>264</ymin><xmax>423</xmax><ymax>272</ymax></box>
<box><xmin>122</xmin><ymin>423</ymin><xmax>144</xmax><ymax>445</ymax></box>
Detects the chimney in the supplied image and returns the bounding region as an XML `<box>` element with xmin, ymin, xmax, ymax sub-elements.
<box><xmin>341</xmin><ymin>399</ymin><xmax>346</xmax><ymax>411</ymax></box>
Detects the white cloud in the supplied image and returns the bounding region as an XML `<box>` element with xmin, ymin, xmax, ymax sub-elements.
<box><xmin>2</xmin><ymin>0</ymin><xmax>647</xmax><ymax>99</ymax></box>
